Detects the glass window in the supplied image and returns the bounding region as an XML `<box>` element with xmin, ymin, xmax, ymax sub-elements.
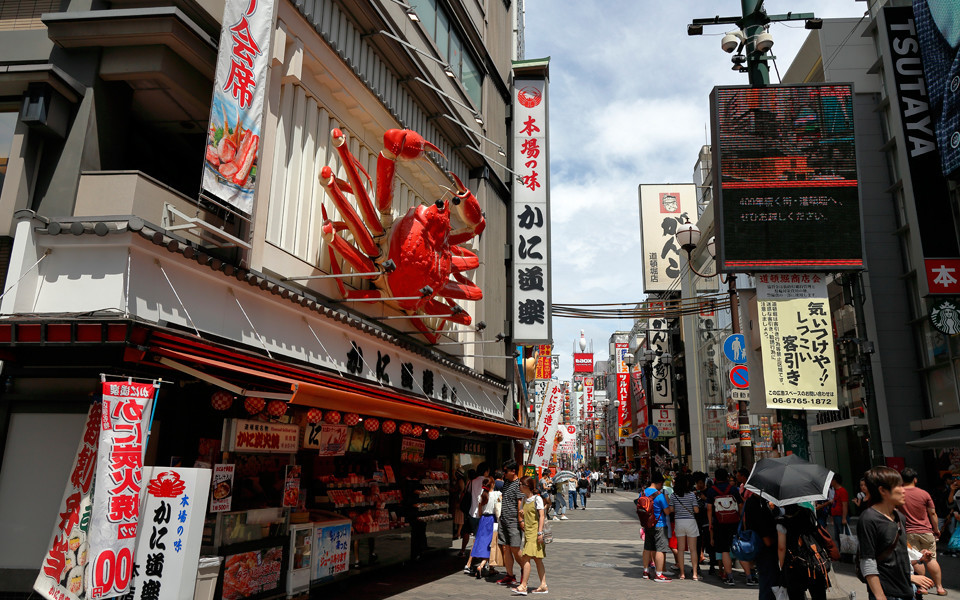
<box><xmin>462</xmin><ymin>52</ymin><xmax>482</xmax><ymax>110</ymax></box>
<box><xmin>0</xmin><ymin>111</ymin><xmax>17</xmax><ymax>194</ymax></box>
<box><xmin>449</xmin><ymin>33</ymin><xmax>463</xmax><ymax>77</ymax></box>
<box><xmin>409</xmin><ymin>0</ymin><xmax>437</xmax><ymax>41</ymax></box>
<box><xmin>436</xmin><ymin>8</ymin><xmax>449</xmax><ymax>61</ymax></box>
<box><xmin>928</xmin><ymin>364</ymin><xmax>960</xmax><ymax>417</ymax></box>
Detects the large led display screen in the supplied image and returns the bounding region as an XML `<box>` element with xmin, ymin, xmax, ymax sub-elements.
<box><xmin>711</xmin><ymin>84</ymin><xmax>863</xmax><ymax>272</ymax></box>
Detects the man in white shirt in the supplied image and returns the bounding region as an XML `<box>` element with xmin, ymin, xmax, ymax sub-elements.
<box><xmin>469</xmin><ymin>462</ymin><xmax>490</xmax><ymax>534</ymax></box>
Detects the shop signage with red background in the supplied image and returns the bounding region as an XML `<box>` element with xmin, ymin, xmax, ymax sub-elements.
<box><xmin>227</xmin><ymin>419</ymin><xmax>299</xmax><ymax>453</ymax></box>
<box><xmin>128</xmin><ymin>468</ymin><xmax>211</xmax><ymax>600</ymax></box>
<box><xmin>615</xmin><ymin>343</ymin><xmax>630</xmax><ymax>441</ymax></box>
<box><xmin>211</xmin><ymin>464</ymin><xmax>236</xmax><ymax>513</ymax></box>
<box><xmin>400</xmin><ymin>437</ymin><xmax>425</xmax><ymax>463</ymax></box>
<box><xmin>631</xmin><ymin>366</ymin><xmax>648</xmax><ymax>431</ymax></box>
<box><xmin>35</xmin><ymin>402</ymin><xmax>102</xmax><ymax>600</ymax></box>
<box><xmin>535</xmin><ymin>345</ymin><xmax>552</xmax><ymax>379</ymax></box>
<box><xmin>573</xmin><ymin>353</ymin><xmax>593</xmax><ymax>373</ymax></box>
<box><xmin>584</xmin><ymin>377</ymin><xmax>594</xmax><ymax>421</ymax></box>
<box><xmin>87</xmin><ymin>381</ymin><xmax>156</xmax><ymax>599</ymax></box>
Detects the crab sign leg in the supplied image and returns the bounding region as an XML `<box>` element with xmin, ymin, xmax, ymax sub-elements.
<box><xmin>438</xmin><ymin>272</ymin><xmax>483</xmax><ymax>301</ymax></box>
<box><xmin>450</xmin><ymin>246</ymin><xmax>480</xmax><ymax>273</ymax></box>
<box><xmin>423</xmin><ymin>298</ymin><xmax>472</xmax><ymax>325</ymax></box>
<box><xmin>448</xmin><ymin>172</ymin><xmax>486</xmax><ymax>244</ymax></box>
<box><xmin>331</xmin><ymin>129</ymin><xmax>384</xmax><ymax>237</ymax></box>
<box><xmin>321</xmin><ymin>219</ymin><xmax>376</xmax><ymax>276</ymax></box>
<box><xmin>376</xmin><ymin>129</ymin><xmax>444</xmax><ymax>213</ymax></box>
<box><xmin>319</xmin><ymin>166</ymin><xmax>380</xmax><ymax>258</ymax></box>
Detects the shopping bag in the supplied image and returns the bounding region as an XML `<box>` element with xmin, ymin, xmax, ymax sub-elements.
<box><xmin>839</xmin><ymin>525</ymin><xmax>858</xmax><ymax>555</ymax></box>
<box><xmin>543</xmin><ymin>520</ymin><xmax>554</xmax><ymax>544</ymax></box>
<box><xmin>949</xmin><ymin>526</ymin><xmax>960</xmax><ymax>552</ymax></box>
<box><xmin>772</xmin><ymin>586</ymin><xmax>789</xmax><ymax>600</ymax></box>
<box><xmin>489</xmin><ymin>529</ymin><xmax>504</xmax><ymax>567</ymax></box>
<box><xmin>669</xmin><ymin>530</ymin><xmax>677</xmax><ymax>550</ymax></box>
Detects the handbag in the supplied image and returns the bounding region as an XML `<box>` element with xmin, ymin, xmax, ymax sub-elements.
<box><xmin>489</xmin><ymin>525</ymin><xmax>504</xmax><ymax>567</ymax></box>
<box><xmin>731</xmin><ymin>519</ymin><xmax>760</xmax><ymax>561</ymax></box>
<box><xmin>839</xmin><ymin>524</ymin><xmax>858</xmax><ymax>555</ymax></box>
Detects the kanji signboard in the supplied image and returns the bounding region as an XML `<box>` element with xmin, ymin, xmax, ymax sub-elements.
<box><xmin>711</xmin><ymin>84</ymin><xmax>863</xmax><ymax>272</ymax></box>
<box><xmin>614</xmin><ymin>343</ymin><xmax>630</xmax><ymax>444</ymax></box>
<box><xmin>511</xmin><ymin>65</ymin><xmax>552</xmax><ymax>345</ymax></box>
<box><xmin>757</xmin><ymin>274</ymin><xmax>839</xmax><ymax>410</ymax></box>
<box><xmin>648</xmin><ymin>311</ymin><xmax>673</xmax><ymax>405</ymax></box>
<box><xmin>203</xmin><ymin>0</ymin><xmax>275</xmax><ymax>214</ymax></box>
<box><xmin>529</xmin><ymin>383</ymin><xmax>562</xmax><ymax>471</ymax></box>
<box><xmin>638</xmin><ymin>184</ymin><xmax>697</xmax><ymax>292</ymax></box>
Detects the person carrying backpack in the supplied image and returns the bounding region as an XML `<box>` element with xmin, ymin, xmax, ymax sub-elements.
<box><xmin>577</xmin><ymin>473</ymin><xmax>590</xmax><ymax>509</ymax></box>
<box><xmin>639</xmin><ymin>471</ymin><xmax>673</xmax><ymax>582</ymax></box>
<box><xmin>777</xmin><ymin>504</ymin><xmax>830</xmax><ymax>600</ymax></box>
<box><xmin>706</xmin><ymin>468</ymin><xmax>744</xmax><ymax>586</ymax></box>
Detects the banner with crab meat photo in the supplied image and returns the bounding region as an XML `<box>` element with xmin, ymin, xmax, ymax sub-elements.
<box><xmin>202</xmin><ymin>0</ymin><xmax>276</xmax><ymax>214</ymax></box>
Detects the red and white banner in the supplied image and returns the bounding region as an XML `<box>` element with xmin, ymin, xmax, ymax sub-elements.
<box><xmin>572</xmin><ymin>353</ymin><xmax>593</xmax><ymax>373</ymax></box>
<box><xmin>530</xmin><ymin>383</ymin><xmax>562</xmax><ymax>471</ymax></box>
<box><xmin>202</xmin><ymin>0</ymin><xmax>275</xmax><ymax>213</ymax></box>
<box><xmin>87</xmin><ymin>381</ymin><xmax>156</xmax><ymax>599</ymax></box>
<box><xmin>34</xmin><ymin>402</ymin><xmax>102</xmax><ymax>600</ymax></box>
<box><xmin>535</xmin><ymin>345</ymin><xmax>553</xmax><ymax>379</ymax></box>
<box><xmin>584</xmin><ymin>378</ymin><xmax>594</xmax><ymax>421</ymax></box>
<box><xmin>128</xmin><ymin>468</ymin><xmax>211</xmax><ymax>600</ymax></box>
<box><xmin>614</xmin><ymin>343</ymin><xmax>630</xmax><ymax>442</ymax></box>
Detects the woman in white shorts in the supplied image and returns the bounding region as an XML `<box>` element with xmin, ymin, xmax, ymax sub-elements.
<box><xmin>670</xmin><ymin>475</ymin><xmax>701</xmax><ymax>580</ymax></box>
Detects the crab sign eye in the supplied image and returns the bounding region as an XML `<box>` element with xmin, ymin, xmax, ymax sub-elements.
<box><xmin>434</xmin><ymin>199</ymin><xmax>445</xmax><ymax>209</ymax></box>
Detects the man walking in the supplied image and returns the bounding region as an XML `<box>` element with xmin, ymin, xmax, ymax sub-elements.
<box><xmin>496</xmin><ymin>460</ymin><xmax>524</xmax><ymax>588</ymax></box>
<box><xmin>830</xmin><ymin>475</ymin><xmax>850</xmax><ymax>544</ymax></box>
<box><xmin>706</xmin><ymin>468</ymin><xmax>743</xmax><ymax>586</ymax></box>
<box><xmin>897</xmin><ymin>467</ymin><xmax>946</xmax><ymax>595</ymax></box>
<box><xmin>642</xmin><ymin>471</ymin><xmax>673</xmax><ymax>582</ymax></box>
<box><xmin>577</xmin><ymin>472</ymin><xmax>590</xmax><ymax>509</ymax></box>
<box><xmin>859</xmin><ymin>466</ymin><xmax>933</xmax><ymax>600</ymax></box>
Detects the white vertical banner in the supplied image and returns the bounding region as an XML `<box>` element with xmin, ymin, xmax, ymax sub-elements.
<box><xmin>638</xmin><ymin>184</ymin><xmax>698</xmax><ymax>293</ymax></box>
<box><xmin>202</xmin><ymin>0</ymin><xmax>276</xmax><ymax>214</ymax></box>
<box><xmin>512</xmin><ymin>65</ymin><xmax>551</xmax><ymax>344</ymax></box>
<box><xmin>34</xmin><ymin>402</ymin><xmax>102</xmax><ymax>600</ymax></box>
<box><xmin>529</xmin><ymin>383</ymin><xmax>562</xmax><ymax>471</ymax></box>
<box><xmin>87</xmin><ymin>381</ymin><xmax>156</xmax><ymax>599</ymax></box>
<box><xmin>129</xmin><ymin>468</ymin><xmax>212</xmax><ymax>600</ymax></box>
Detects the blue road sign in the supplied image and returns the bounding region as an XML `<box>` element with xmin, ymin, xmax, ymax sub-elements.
<box><xmin>730</xmin><ymin>364</ymin><xmax>749</xmax><ymax>389</ymax></box>
<box><xmin>644</xmin><ymin>425</ymin><xmax>659</xmax><ymax>440</ymax></box>
<box><xmin>723</xmin><ymin>334</ymin><xmax>747</xmax><ymax>364</ymax></box>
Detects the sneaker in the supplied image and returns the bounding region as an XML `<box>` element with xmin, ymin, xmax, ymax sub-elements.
<box><xmin>560</xmin><ymin>515</ymin><xmax>569</xmax><ymax>520</ymax></box>
<box><xmin>725</xmin><ymin>576</ymin><xmax>736</xmax><ymax>586</ymax></box>
<box><xmin>552</xmin><ymin>517</ymin><xmax>560</xmax><ymax>521</ymax></box>
<box><xmin>652</xmin><ymin>574</ymin><xmax>672</xmax><ymax>583</ymax></box>
<box><xmin>497</xmin><ymin>575</ymin><xmax>517</xmax><ymax>586</ymax></box>
<box><xmin>746</xmin><ymin>576</ymin><xmax>759</xmax><ymax>587</ymax></box>
<box><xmin>463</xmin><ymin>567</ymin><xmax>472</xmax><ymax>574</ymax></box>
<box><xmin>641</xmin><ymin>571</ymin><xmax>650</xmax><ymax>580</ymax></box>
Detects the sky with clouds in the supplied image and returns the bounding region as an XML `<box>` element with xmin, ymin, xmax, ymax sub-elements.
<box><xmin>521</xmin><ymin>0</ymin><xmax>867</xmax><ymax>374</ymax></box>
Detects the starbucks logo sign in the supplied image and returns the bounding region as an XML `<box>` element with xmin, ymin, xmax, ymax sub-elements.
<box><xmin>931</xmin><ymin>299</ymin><xmax>960</xmax><ymax>334</ymax></box>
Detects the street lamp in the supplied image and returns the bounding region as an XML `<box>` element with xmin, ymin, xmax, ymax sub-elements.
<box><xmin>675</xmin><ymin>219</ymin><xmax>754</xmax><ymax>468</ymax></box>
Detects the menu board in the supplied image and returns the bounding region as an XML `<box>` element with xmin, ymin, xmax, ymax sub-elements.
<box><xmin>222</xmin><ymin>546</ymin><xmax>284</xmax><ymax>600</ymax></box>
<box><xmin>313</xmin><ymin>521</ymin><xmax>351</xmax><ymax>581</ymax></box>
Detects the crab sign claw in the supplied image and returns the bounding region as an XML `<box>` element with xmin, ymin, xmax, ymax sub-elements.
<box><xmin>448</xmin><ymin>172</ymin><xmax>486</xmax><ymax>244</ymax></box>
<box><xmin>376</xmin><ymin>129</ymin><xmax>444</xmax><ymax>213</ymax></box>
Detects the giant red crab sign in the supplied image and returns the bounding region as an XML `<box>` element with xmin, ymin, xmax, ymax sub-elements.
<box><xmin>318</xmin><ymin>128</ymin><xmax>485</xmax><ymax>343</ymax></box>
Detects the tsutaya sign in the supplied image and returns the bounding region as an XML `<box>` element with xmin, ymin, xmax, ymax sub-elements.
<box><xmin>757</xmin><ymin>274</ymin><xmax>838</xmax><ymax>410</ymax></box>
<box><xmin>512</xmin><ymin>59</ymin><xmax>552</xmax><ymax>345</ymax></box>
<box><xmin>202</xmin><ymin>0</ymin><xmax>276</xmax><ymax>214</ymax></box>
<box><xmin>638</xmin><ymin>184</ymin><xmax>697</xmax><ymax>293</ymax></box>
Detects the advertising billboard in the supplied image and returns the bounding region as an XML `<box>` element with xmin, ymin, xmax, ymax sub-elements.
<box><xmin>914</xmin><ymin>0</ymin><xmax>960</xmax><ymax>180</ymax></box>
<box><xmin>638</xmin><ymin>184</ymin><xmax>696</xmax><ymax>292</ymax></box>
<box><xmin>573</xmin><ymin>353</ymin><xmax>593</xmax><ymax>373</ymax></box>
<box><xmin>512</xmin><ymin>66</ymin><xmax>552</xmax><ymax>344</ymax></box>
<box><xmin>711</xmin><ymin>84</ymin><xmax>863</xmax><ymax>272</ymax></box>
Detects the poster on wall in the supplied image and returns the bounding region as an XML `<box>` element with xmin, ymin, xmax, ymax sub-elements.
<box><xmin>653</xmin><ymin>409</ymin><xmax>677</xmax><ymax>438</ymax></box>
<box><xmin>638</xmin><ymin>184</ymin><xmax>698</xmax><ymax>292</ymax></box>
<box><xmin>302</xmin><ymin>423</ymin><xmax>347</xmax><ymax>455</ymax></box>
<box><xmin>211</xmin><ymin>464</ymin><xmax>236</xmax><ymax>513</ymax></box>
<box><xmin>34</xmin><ymin>402</ymin><xmax>102</xmax><ymax>600</ymax></box>
<box><xmin>283</xmin><ymin>465</ymin><xmax>301</xmax><ymax>508</ymax></box>
<box><xmin>128</xmin><ymin>468</ymin><xmax>211</xmax><ymax>600</ymax></box>
<box><xmin>913</xmin><ymin>0</ymin><xmax>960</xmax><ymax>180</ymax></box>
<box><xmin>400</xmin><ymin>437</ymin><xmax>425</xmax><ymax>463</ymax></box>
<box><xmin>202</xmin><ymin>0</ymin><xmax>276</xmax><ymax>214</ymax></box>
<box><xmin>757</xmin><ymin>274</ymin><xmax>839</xmax><ymax>410</ymax></box>
<box><xmin>87</xmin><ymin>381</ymin><xmax>157</xmax><ymax>599</ymax></box>
<box><xmin>511</xmin><ymin>64</ymin><xmax>552</xmax><ymax>345</ymax></box>
<box><xmin>314</xmin><ymin>520</ymin><xmax>352</xmax><ymax>581</ymax></box>
<box><xmin>222</xmin><ymin>546</ymin><xmax>284</xmax><ymax>600</ymax></box>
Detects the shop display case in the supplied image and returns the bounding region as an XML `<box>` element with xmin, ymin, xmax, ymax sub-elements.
<box><xmin>286</xmin><ymin>523</ymin><xmax>314</xmax><ymax>596</ymax></box>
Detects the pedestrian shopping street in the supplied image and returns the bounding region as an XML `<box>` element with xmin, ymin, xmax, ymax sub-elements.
<box><xmin>326</xmin><ymin>491</ymin><xmax>957</xmax><ymax>600</ymax></box>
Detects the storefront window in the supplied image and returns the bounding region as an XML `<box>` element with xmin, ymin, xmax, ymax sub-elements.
<box><xmin>0</xmin><ymin>111</ymin><xmax>16</xmax><ymax>194</ymax></box>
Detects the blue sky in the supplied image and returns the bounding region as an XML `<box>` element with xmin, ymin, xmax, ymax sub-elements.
<box><xmin>522</xmin><ymin>0</ymin><xmax>868</xmax><ymax>372</ymax></box>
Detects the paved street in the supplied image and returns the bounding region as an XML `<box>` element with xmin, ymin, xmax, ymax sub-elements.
<box><xmin>328</xmin><ymin>490</ymin><xmax>960</xmax><ymax>600</ymax></box>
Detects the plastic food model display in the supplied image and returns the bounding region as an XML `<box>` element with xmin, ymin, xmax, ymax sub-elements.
<box><xmin>318</xmin><ymin>128</ymin><xmax>486</xmax><ymax>343</ymax></box>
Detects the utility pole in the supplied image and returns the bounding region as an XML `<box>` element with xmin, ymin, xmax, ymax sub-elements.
<box><xmin>728</xmin><ymin>276</ymin><xmax>755</xmax><ymax>467</ymax></box>
<box><xmin>740</xmin><ymin>0</ymin><xmax>770</xmax><ymax>86</ymax></box>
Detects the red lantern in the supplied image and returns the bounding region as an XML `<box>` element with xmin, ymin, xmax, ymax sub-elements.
<box><xmin>364</xmin><ymin>418</ymin><xmax>380</xmax><ymax>432</ymax></box>
<box><xmin>343</xmin><ymin>412</ymin><xmax>360</xmax><ymax>426</ymax></box>
<box><xmin>266</xmin><ymin>400</ymin><xmax>288</xmax><ymax>417</ymax></box>
<box><xmin>399</xmin><ymin>422</ymin><xmax>413</xmax><ymax>436</ymax></box>
<box><xmin>324</xmin><ymin>411</ymin><xmax>341</xmax><ymax>424</ymax></box>
<box><xmin>427</xmin><ymin>428</ymin><xmax>439</xmax><ymax>440</ymax></box>
<box><xmin>211</xmin><ymin>391</ymin><xmax>233</xmax><ymax>411</ymax></box>
<box><xmin>244</xmin><ymin>396</ymin><xmax>265</xmax><ymax>415</ymax></box>
<box><xmin>307</xmin><ymin>409</ymin><xmax>323</xmax><ymax>423</ymax></box>
<box><xmin>382</xmin><ymin>420</ymin><xmax>396</xmax><ymax>434</ymax></box>
<box><xmin>412</xmin><ymin>425</ymin><xmax>423</xmax><ymax>437</ymax></box>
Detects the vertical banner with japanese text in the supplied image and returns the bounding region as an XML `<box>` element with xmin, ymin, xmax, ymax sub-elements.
<box><xmin>529</xmin><ymin>383</ymin><xmax>562</xmax><ymax>471</ymax></box>
<box><xmin>34</xmin><ymin>402</ymin><xmax>102</xmax><ymax>600</ymax></box>
<box><xmin>638</xmin><ymin>184</ymin><xmax>698</xmax><ymax>292</ymax></box>
<box><xmin>535</xmin><ymin>345</ymin><xmax>552</xmax><ymax>379</ymax></box>
<box><xmin>512</xmin><ymin>63</ymin><xmax>551</xmax><ymax>344</ymax></box>
<box><xmin>584</xmin><ymin>377</ymin><xmax>594</xmax><ymax>421</ymax></box>
<box><xmin>129</xmin><ymin>468</ymin><xmax>211</xmax><ymax>600</ymax></box>
<box><xmin>757</xmin><ymin>274</ymin><xmax>838</xmax><ymax>410</ymax></box>
<box><xmin>648</xmin><ymin>309</ymin><xmax>673</xmax><ymax>405</ymax></box>
<box><xmin>202</xmin><ymin>0</ymin><xmax>276</xmax><ymax>214</ymax></box>
<box><xmin>631</xmin><ymin>365</ymin><xmax>648</xmax><ymax>432</ymax></box>
<box><xmin>614</xmin><ymin>342</ymin><xmax>630</xmax><ymax>443</ymax></box>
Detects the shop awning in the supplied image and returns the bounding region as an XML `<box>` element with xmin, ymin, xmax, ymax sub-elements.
<box><xmin>149</xmin><ymin>346</ymin><xmax>535</xmax><ymax>440</ymax></box>
<box><xmin>907</xmin><ymin>429</ymin><xmax>960</xmax><ymax>449</ymax></box>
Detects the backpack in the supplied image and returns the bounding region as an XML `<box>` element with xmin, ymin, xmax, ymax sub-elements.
<box><xmin>711</xmin><ymin>484</ymin><xmax>740</xmax><ymax>524</ymax></box>
<box><xmin>816</xmin><ymin>522</ymin><xmax>841</xmax><ymax>562</ymax></box>
<box><xmin>636</xmin><ymin>490</ymin><xmax>662</xmax><ymax>528</ymax></box>
<box><xmin>784</xmin><ymin>512</ymin><xmax>830</xmax><ymax>581</ymax></box>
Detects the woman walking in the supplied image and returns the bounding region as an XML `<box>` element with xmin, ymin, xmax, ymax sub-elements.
<box><xmin>670</xmin><ymin>475</ymin><xmax>700</xmax><ymax>580</ymax></box>
<box><xmin>777</xmin><ymin>504</ymin><xmax>829</xmax><ymax>600</ymax></box>
<box><xmin>512</xmin><ymin>476</ymin><xmax>547</xmax><ymax>596</ymax></box>
<box><xmin>464</xmin><ymin>477</ymin><xmax>500</xmax><ymax>578</ymax></box>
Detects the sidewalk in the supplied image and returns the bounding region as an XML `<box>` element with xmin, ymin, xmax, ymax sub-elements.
<box><xmin>321</xmin><ymin>490</ymin><xmax>960</xmax><ymax>599</ymax></box>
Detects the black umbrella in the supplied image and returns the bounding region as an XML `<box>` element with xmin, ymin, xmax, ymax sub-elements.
<box><xmin>744</xmin><ymin>454</ymin><xmax>834</xmax><ymax>507</ymax></box>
